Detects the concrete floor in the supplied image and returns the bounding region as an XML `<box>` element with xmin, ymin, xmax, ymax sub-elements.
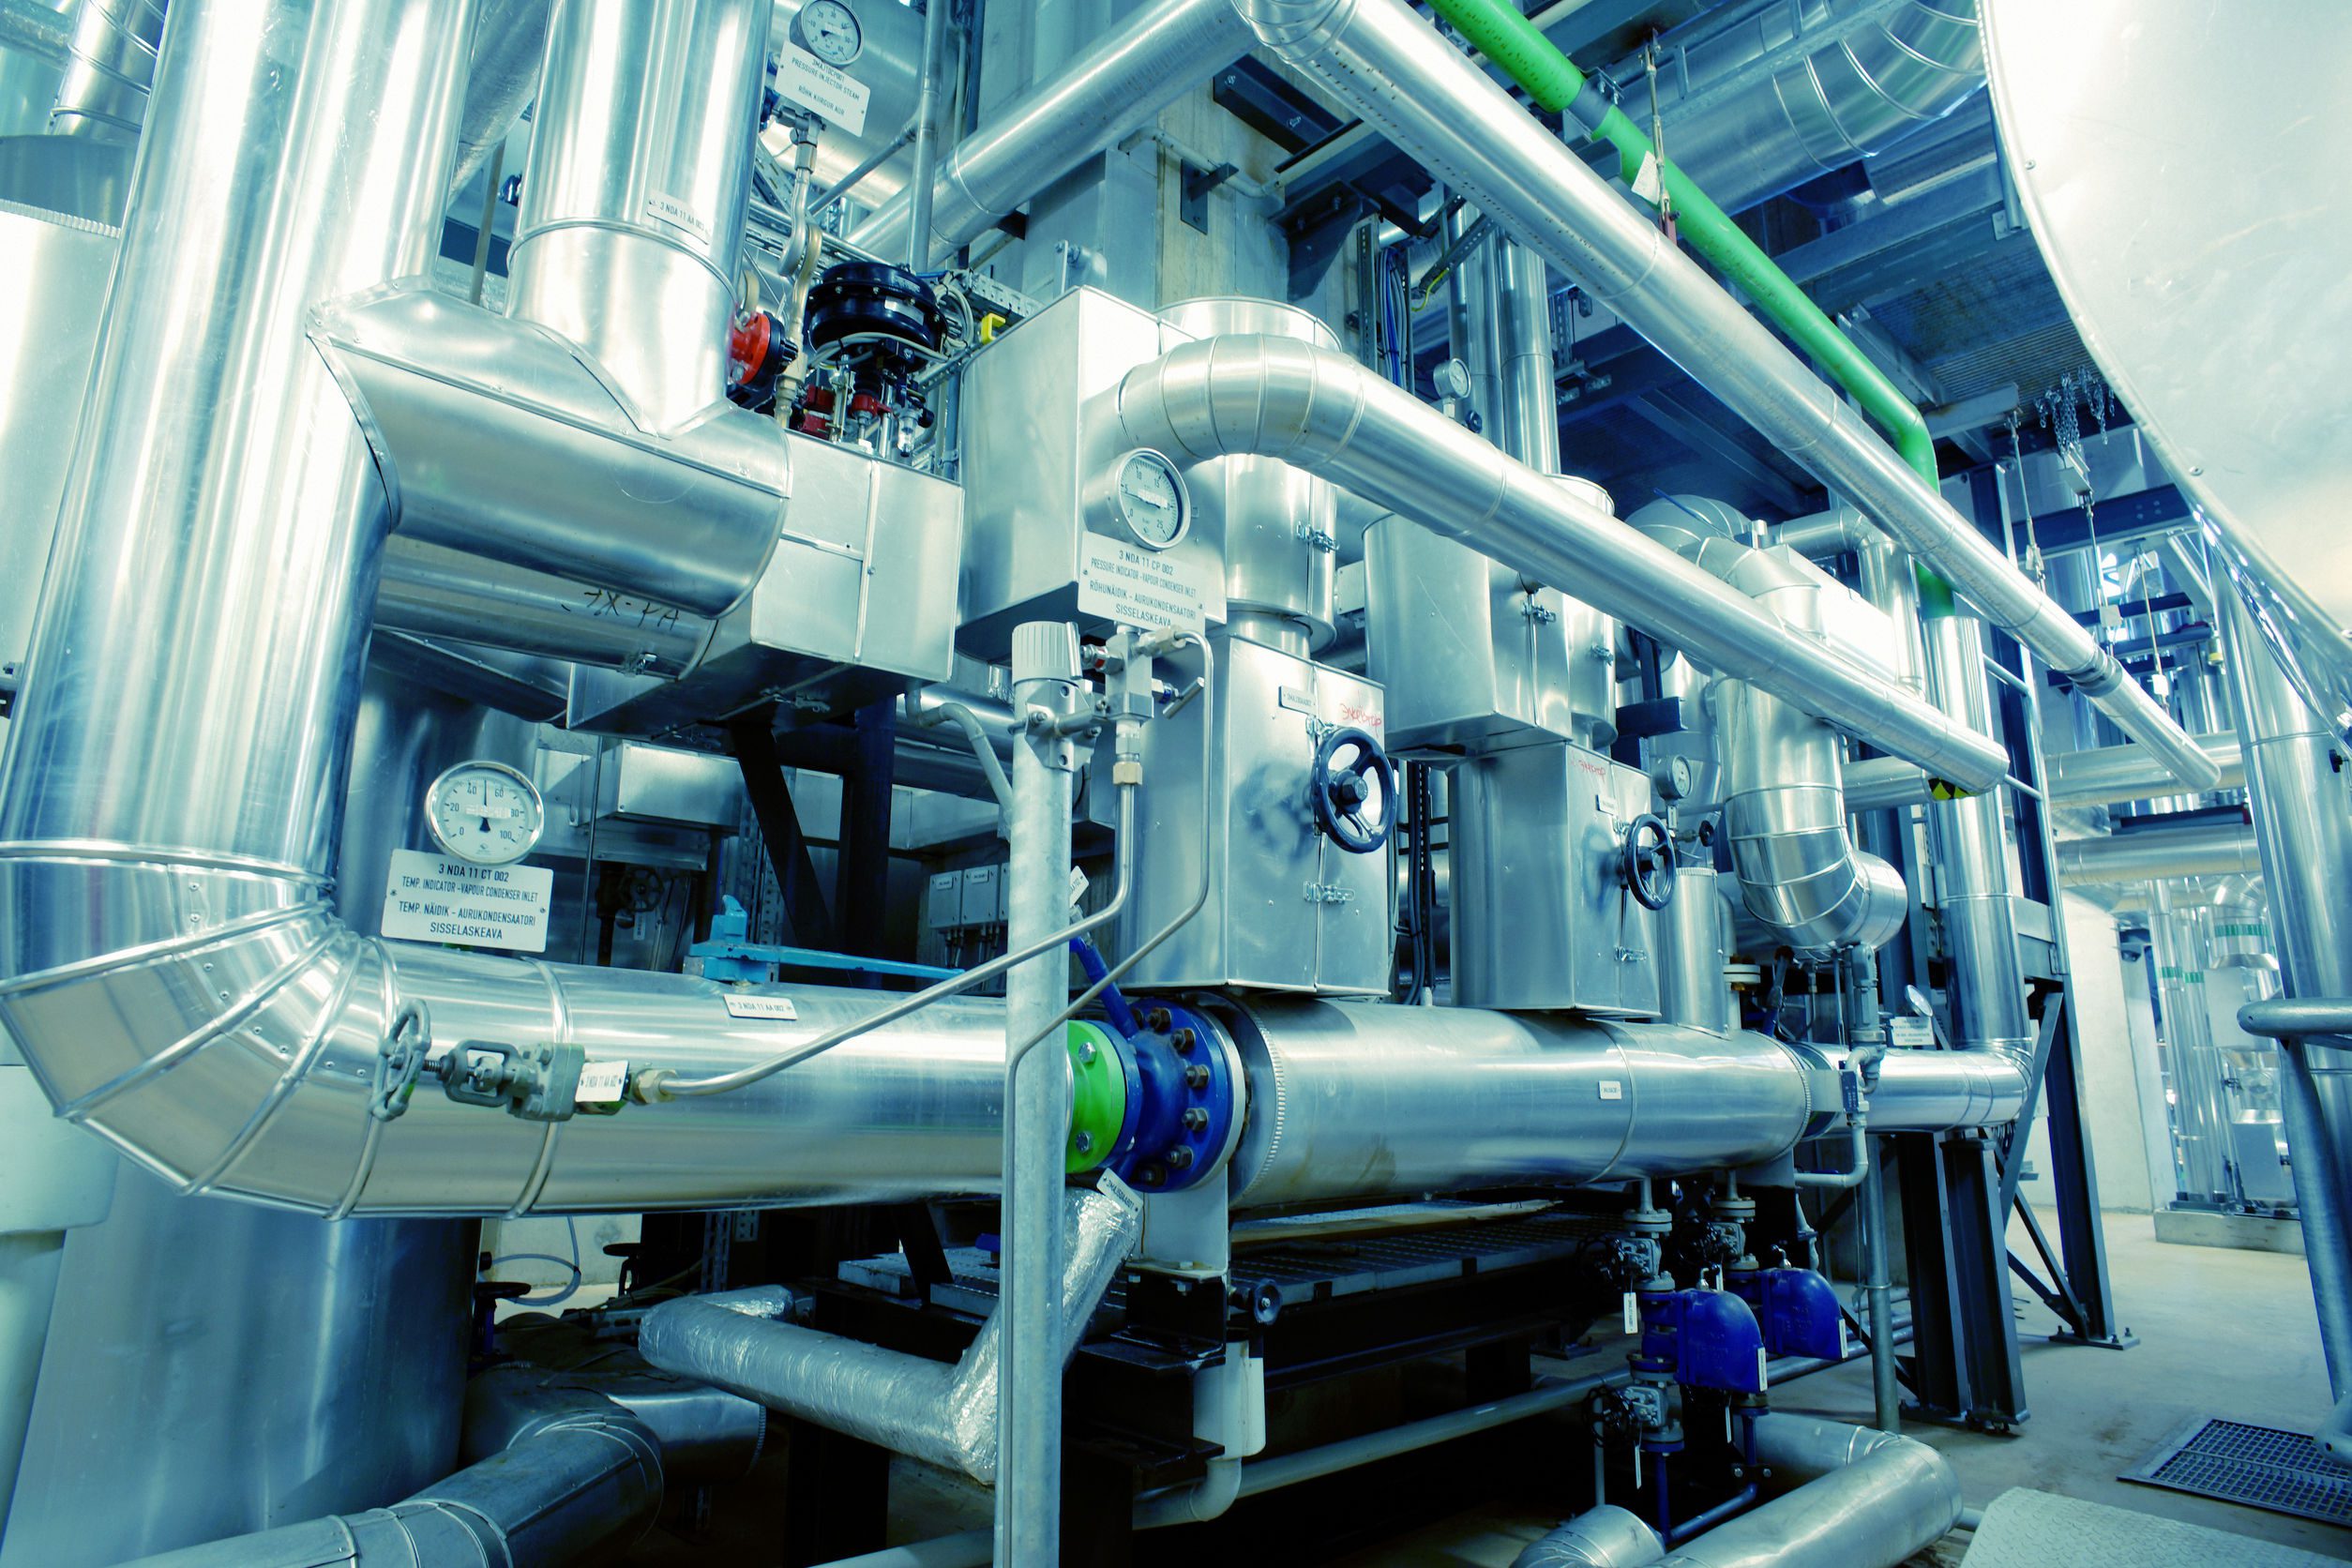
<box><xmin>1339</xmin><ymin>1209</ymin><xmax>2352</xmax><ymax>1565</ymax></box>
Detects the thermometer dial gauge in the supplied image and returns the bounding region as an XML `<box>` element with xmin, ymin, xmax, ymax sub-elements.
<box><xmin>1111</xmin><ymin>449</ymin><xmax>1190</xmax><ymax>550</ymax></box>
<box><xmin>792</xmin><ymin>0</ymin><xmax>864</xmax><ymax>66</ymax></box>
<box><xmin>425</xmin><ymin>761</ymin><xmax>546</xmax><ymax>867</ymax></box>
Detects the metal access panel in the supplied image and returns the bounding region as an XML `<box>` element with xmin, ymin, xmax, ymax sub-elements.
<box><xmin>594</xmin><ymin>741</ymin><xmax>742</xmax><ymax>827</ymax></box>
<box><xmin>955</xmin><ymin>287</ymin><xmax>1227</xmax><ymax>658</ymax></box>
<box><xmin>1448</xmin><ymin>739</ymin><xmax>1662</xmax><ymax>1016</ymax></box>
<box><xmin>568</xmin><ymin>431</ymin><xmax>961</xmax><ymax>734</ymax></box>
<box><xmin>1101</xmin><ymin>631</ymin><xmax>1389</xmax><ymax>994</ymax></box>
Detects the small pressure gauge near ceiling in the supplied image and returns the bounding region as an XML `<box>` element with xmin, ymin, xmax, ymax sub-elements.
<box><xmin>1110</xmin><ymin>448</ymin><xmax>1190</xmax><ymax>550</ymax></box>
<box><xmin>792</xmin><ymin>0</ymin><xmax>864</xmax><ymax>66</ymax></box>
<box><xmin>425</xmin><ymin>761</ymin><xmax>546</xmax><ymax>867</ymax></box>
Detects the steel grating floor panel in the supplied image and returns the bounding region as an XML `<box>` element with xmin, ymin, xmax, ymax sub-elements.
<box><xmin>2122</xmin><ymin>1416</ymin><xmax>2352</xmax><ymax>1527</ymax></box>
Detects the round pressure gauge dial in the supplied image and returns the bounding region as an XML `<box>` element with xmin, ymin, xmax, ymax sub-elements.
<box><xmin>792</xmin><ymin>0</ymin><xmax>864</xmax><ymax>65</ymax></box>
<box><xmin>425</xmin><ymin>761</ymin><xmax>546</xmax><ymax>867</ymax></box>
<box><xmin>1111</xmin><ymin>449</ymin><xmax>1190</xmax><ymax>550</ymax></box>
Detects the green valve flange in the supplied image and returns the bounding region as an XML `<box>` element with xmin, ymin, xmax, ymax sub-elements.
<box><xmin>1065</xmin><ymin>1019</ymin><xmax>1125</xmax><ymax>1174</ymax></box>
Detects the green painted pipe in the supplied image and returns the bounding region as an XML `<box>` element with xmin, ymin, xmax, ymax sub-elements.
<box><xmin>1425</xmin><ymin>0</ymin><xmax>1959</xmax><ymax>611</ymax></box>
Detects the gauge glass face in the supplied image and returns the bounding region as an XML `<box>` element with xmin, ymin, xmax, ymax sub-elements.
<box><xmin>1114</xmin><ymin>451</ymin><xmax>1188</xmax><ymax>550</ymax></box>
<box><xmin>795</xmin><ymin>0</ymin><xmax>863</xmax><ymax>65</ymax></box>
<box><xmin>427</xmin><ymin>761</ymin><xmax>546</xmax><ymax>867</ymax></box>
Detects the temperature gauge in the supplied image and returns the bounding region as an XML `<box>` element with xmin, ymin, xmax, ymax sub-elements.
<box><xmin>1109</xmin><ymin>449</ymin><xmax>1190</xmax><ymax>550</ymax></box>
<box><xmin>425</xmin><ymin>761</ymin><xmax>546</xmax><ymax>867</ymax></box>
<box><xmin>792</xmin><ymin>0</ymin><xmax>864</xmax><ymax>66</ymax></box>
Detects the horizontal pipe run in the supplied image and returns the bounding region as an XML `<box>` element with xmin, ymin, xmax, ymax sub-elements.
<box><xmin>2046</xmin><ymin>732</ymin><xmax>2244</xmax><ymax>805</ymax></box>
<box><xmin>852</xmin><ymin>0</ymin><xmax>1251</xmax><ymax>262</ymax></box>
<box><xmin>1657</xmin><ymin>1416</ymin><xmax>1960</xmax><ymax>1567</ymax></box>
<box><xmin>638</xmin><ymin>1182</ymin><xmax>1139</xmax><ymax>1484</ymax></box>
<box><xmin>1244</xmin><ymin>0</ymin><xmax>2217</xmax><ymax>791</ymax></box>
<box><xmin>2055</xmin><ymin>822</ymin><xmax>2264</xmax><ymax>884</ymax></box>
<box><xmin>1109</xmin><ymin>337</ymin><xmax>2008</xmax><ymax>792</ymax></box>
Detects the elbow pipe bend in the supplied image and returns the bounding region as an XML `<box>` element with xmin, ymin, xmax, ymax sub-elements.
<box><xmin>1107</xmin><ymin>338</ymin><xmax>2007</xmax><ymax>793</ymax></box>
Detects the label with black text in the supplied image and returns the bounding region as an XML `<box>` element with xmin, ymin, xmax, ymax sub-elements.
<box><xmin>382</xmin><ymin>850</ymin><xmax>551</xmax><ymax>953</ymax></box>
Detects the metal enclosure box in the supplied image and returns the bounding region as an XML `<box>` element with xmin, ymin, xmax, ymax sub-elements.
<box><xmin>568</xmin><ymin>430</ymin><xmax>961</xmax><ymax>734</ymax></box>
<box><xmin>1095</xmin><ymin>632</ymin><xmax>1390</xmax><ymax>994</ymax></box>
<box><xmin>1449</xmin><ymin>740</ymin><xmax>1662</xmax><ymax>1016</ymax></box>
<box><xmin>955</xmin><ymin>287</ymin><xmax>1226</xmax><ymax>658</ymax></box>
<box><xmin>958</xmin><ymin>862</ymin><xmax>1003</xmax><ymax>927</ymax></box>
<box><xmin>925</xmin><ymin>869</ymin><xmax>964</xmax><ymax>932</ymax></box>
<box><xmin>593</xmin><ymin>741</ymin><xmax>741</xmax><ymax>828</ymax></box>
<box><xmin>1364</xmin><ymin>516</ymin><xmax>1596</xmax><ymax>752</ymax></box>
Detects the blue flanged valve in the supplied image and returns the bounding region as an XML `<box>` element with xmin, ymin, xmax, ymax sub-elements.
<box><xmin>1102</xmin><ymin>1000</ymin><xmax>1241</xmax><ymax>1192</ymax></box>
<box><xmin>1636</xmin><ymin>1286</ymin><xmax>1770</xmax><ymax>1396</ymax></box>
<box><xmin>1727</xmin><ymin>1266</ymin><xmax>1847</xmax><ymax>1362</ymax></box>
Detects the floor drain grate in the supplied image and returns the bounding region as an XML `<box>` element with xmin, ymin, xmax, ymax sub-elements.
<box><xmin>2122</xmin><ymin>1417</ymin><xmax>2352</xmax><ymax>1526</ymax></box>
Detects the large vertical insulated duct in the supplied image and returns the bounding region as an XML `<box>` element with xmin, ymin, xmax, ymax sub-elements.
<box><xmin>1601</xmin><ymin>0</ymin><xmax>1985</xmax><ymax>218</ymax></box>
<box><xmin>2218</xmin><ymin>584</ymin><xmax>2352</xmax><ymax>1395</ymax></box>
<box><xmin>505</xmin><ymin>0</ymin><xmax>768</xmax><ymax>434</ymax></box>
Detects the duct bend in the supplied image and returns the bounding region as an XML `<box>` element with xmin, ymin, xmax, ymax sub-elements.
<box><xmin>639</xmin><ymin>1180</ymin><xmax>1141</xmax><ymax>1484</ymax></box>
<box><xmin>1631</xmin><ymin>498</ymin><xmax>1907</xmax><ymax>954</ymax></box>
<box><xmin>115</xmin><ymin>1367</ymin><xmax>670</xmax><ymax>1568</ymax></box>
<box><xmin>1105</xmin><ymin>334</ymin><xmax>2009</xmax><ymax>794</ymax></box>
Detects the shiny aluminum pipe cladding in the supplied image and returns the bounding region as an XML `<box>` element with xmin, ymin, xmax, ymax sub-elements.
<box><xmin>1106</xmin><ymin>335</ymin><xmax>2009</xmax><ymax>793</ymax></box>
<box><xmin>1633</xmin><ymin>501</ymin><xmax>1907</xmax><ymax>954</ymax></box>
<box><xmin>1233</xmin><ymin>0</ymin><xmax>2217</xmax><ymax>792</ymax></box>
<box><xmin>1218</xmin><ymin>1001</ymin><xmax>1832</xmax><ymax>1206</ymax></box>
<box><xmin>376</xmin><ymin>536</ymin><xmax>718</xmax><ymax>678</ymax></box>
<box><xmin>1656</xmin><ymin>1420</ymin><xmax>1960</xmax><ymax>1567</ymax></box>
<box><xmin>639</xmin><ymin>1181</ymin><xmax>1140</xmax><ymax>1484</ymax></box>
<box><xmin>318</xmin><ymin>288</ymin><xmax>786</xmax><ymax>619</ymax></box>
<box><xmin>852</xmin><ymin>0</ymin><xmax>1253</xmax><ymax>262</ymax></box>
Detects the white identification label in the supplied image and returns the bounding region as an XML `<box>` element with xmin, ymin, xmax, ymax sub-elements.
<box><xmin>575</xmin><ymin>1059</ymin><xmax>629</xmax><ymax>1105</ymax></box>
<box><xmin>382</xmin><ymin>850</ymin><xmax>551</xmax><ymax>953</ymax></box>
<box><xmin>642</xmin><ymin>191</ymin><xmax>710</xmax><ymax>245</ymax></box>
<box><xmin>776</xmin><ymin>45</ymin><xmax>870</xmax><ymax>135</ymax></box>
<box><xmin>1889</xmin><ymin>1016</ymin><xmax>1934</xmax><ymax>1048</ymax></box>
<box><xmin>1632</xmin><ymin>152</ymin><xmax>1666</xmax><ymax>206</ymax></box>
<box><xmin>1077</xmin><ymin>535</ymin><xmax>1209</xmax><ymax>636</ymax></box>
<box><xmin>1598</xmin><ymin>1079</ymin><xmax>1624</xmax><ymax>1101</ymax></box>
<box><xmin>1837</xmin><ymin>1318</ymin><xmax>1852</xmax><ymax>1359</ymax></box>
<box><xmin>1622</xmin><ymin>1291</ymin><xmax>1639</xmax><ymax>1334</ymax></box>
<box><xmin>1757</xmin><ymin>1347</ymin><xmax>1771</xmax><ymax>1390</ymax></box>
<box><xmin>723</xmin><ymin>992</ymin><xmax>799</xmax><ymax>1021</ymax></box>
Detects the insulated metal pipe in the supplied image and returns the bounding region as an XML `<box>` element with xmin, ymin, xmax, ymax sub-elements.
<box><xmin>45</xmin><ymin>0</ymin><xmax>162</xmax><ymax>141</ymax></box>
<box><xmin>638</xmin><ymin>1181</ymin><xmax>1138</xmax><ymax>1483</ymax></box>
<box><xmin>851</xmin><ymin>0</ymin><xmax>1251</xmax><ymax>262</ymax></box>
<box><xmin>375</xmin><ymin>536</ymin><xmax>716</xmax><ymax>677</ymax></box>
<box><xmin>447</xmin><ymin>0</ymin><xmax>552</xmax><ymax>195</ymax></box>
<box><xmin>1632</xmin><ymin>499</ymin><xmax>1908</xmax><ymax>953</ymax></box>
<box><xmin>998</xmin><ymin>622</ymin><xmax>1081</xmax><ymax>1566</ymax></box>
<box><xmin>505</xmin><ymin>0</ymin><xmax>770</xmax><ymax>432</ymax></box>
<box><xmin>1240</xmin><ymin>0</ymin><xmax>2215</xmax><ymax>791</ymax></box>
<box><xmin>1108</xmin><ymin>338</ymin><xmax>2007</xmax><ymax>792</ymax></box>
<box><xmin>2054</xmin><ymin>822</ymin><xmax>2265</xmax><ymax>885</ymax></box>
<box><xmin>903</xmin><ymin>0</ymin><xmax>948</xmax><ymax>270</ymax></box>
<box><xmin>1655</xmin><ymin>1415</ymin><xmax>1961</xmax><ymax>1567</ymax></box>
<box><xmin>2048</xmin><ymin>732</ymin><xmax>2244</xmax><ymax>806</ymax></box>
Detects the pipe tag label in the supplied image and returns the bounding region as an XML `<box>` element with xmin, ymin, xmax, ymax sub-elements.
<box><xmin>1078</xmin><ymin>535</ymin><xmax>1208</xmax><ymax>635</ymax></box>
<box><xmin>381</xmin><ymin>850</ymin><xmax>551</xmax><ymax>953</ymax></box>
<box><xmin>723</xmin><ymin>993</ymin><xmax>799</xmax><ymax>1021</ymax></box>
<box><xmin>1598</xmin><ymin>1079</ymin><xmax>1623</xmax><ymax>1100</ymax></box>
<box><xmin>1889</xmin><ymin>1017</ymin><xmax>1933</xmax><ymax>1048</ymax></box>
<box><xmin>575</xmin><ymin>1060</ymin><xmax>629</xmax><ymax>1104</ymax></box>
<box><xmin>777</xmin><ymin>44</ymin><xmax>871</xmax><ymax>136</ymax></box>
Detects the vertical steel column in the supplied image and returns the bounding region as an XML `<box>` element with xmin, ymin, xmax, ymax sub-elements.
<box><xmin>2218</xmin><ymin>587</ymin><xmax>2352</xmax><ymax>1393</ymax></box>
<box><xmin>998</xmin><ymin>622</ymin><xmax>1080</xmax><ymax>1563</ymax></box>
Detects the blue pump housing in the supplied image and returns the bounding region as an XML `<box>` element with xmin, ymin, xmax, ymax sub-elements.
<box><xmin>1728</xmin><ymin>1266</ymin><xmax>1848</xmax><ymax>1362</ymax></box>
<box><xmin>1636</xmin><ymin>1287</ymin><xmax>1769</xmax><ymax>1395</ymax></box>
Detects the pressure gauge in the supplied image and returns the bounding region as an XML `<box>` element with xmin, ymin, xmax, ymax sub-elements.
<box><xmin>792</xmin><ymin>0</ymin><xmax>864</xmax><ymax>66</ymax></box>
<box><xmin>1109</xmin><ymin>448</ymin><xmax>1191</xmax><ymax>550</ymax></box>
<box><xmin>425</xmin><ymin>761</ymin><xmax>546</xmax><ymax>867</ymax></box>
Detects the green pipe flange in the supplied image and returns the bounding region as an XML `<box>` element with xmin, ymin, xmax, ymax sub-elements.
<box><xmin>1065</xmin><ymin>1020</ymin><xmax>1124</xmax><ymax>1174</ymax></box>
